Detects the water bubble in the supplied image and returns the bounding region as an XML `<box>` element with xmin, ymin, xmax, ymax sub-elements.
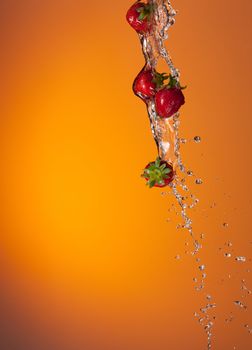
<box><xmin>234</xmin><ymin>300</ymin><xmax>247</xmax><ymax>309</ymax></box>
<box><xmin>222</xmin><ymin>223</ymin><xmax>229</xmax><ymax>228</ymax></box>
<box><xmin>205</xmin><ymin>322</ymin><xmax>213</xmax><ymax>331</ymax></box>
<box><xmin>235</xmin><ymin>256</ymin><xmax>246</xmax><ymax>262</ymax></box>
<box><xmin>195</xmin><ymin>179</ymin><xmax>203</xmax><ymax>185</ymax></box>
<box><xmin>175</xmin><ymin>255</ymin><xmax>181</xmax><ymax>260</ymax></box>
<box><xmin>199</xmin><ymin>265</ymin><xmax>206</xmax><ymax>271</ymax></box>
<box><xmin>187</xmin><ymin>170</ymin><xmax>193</xmax><ymax>176</ymax></box>
<box><xmin>180</xmin><ymin>138</ymin><xmax>187</xmax><ymax>144</ymax></box>
<box><xmin>194</xmin><ymin>136</ymin><xmax>201</xmax><ymax>143</ymax></box>
<box><xmin>224</xmin><ymin>253</ymin><xmax>232</xmax><ymax>258</ymax></box>
<box><xmin>169</xmin><ymin>17</ymin><xmax>176</xmax><ymax>26</ymax></box>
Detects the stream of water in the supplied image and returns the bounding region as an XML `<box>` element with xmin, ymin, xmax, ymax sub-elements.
<box><xmin>131</xmin><ymin>0</ymin><xmax>251</xmax><ymax>348</ymax></box>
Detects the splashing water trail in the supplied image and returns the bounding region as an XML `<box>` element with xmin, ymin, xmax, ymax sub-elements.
<box><xmin>137</xmin><ymin>0</ymin><xmax>214</xmax><ymax>348</ymax></box>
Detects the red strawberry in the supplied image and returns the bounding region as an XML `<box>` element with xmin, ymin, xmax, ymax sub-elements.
<box><xmin>155</xmin><ymin>75</ymin><xmax>185</xmax><ymax>118</ymax></box>
<box><xmin>141</xmin><ymin>158</ymin><xmax>174</xmax><ymax>188</ymax></box>
<box><xmin>126</xmin><ymin>1</ymin><xmax>154</xmax><ymax>33</ymax></box>
<box><xmin>133</xmin><ymin>67</ymin><xmax>168</xmax><ymax>100</ymax></box>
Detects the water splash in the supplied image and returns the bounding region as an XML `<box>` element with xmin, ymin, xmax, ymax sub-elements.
<box><xmin>136</xmin><ymin>1</ymin><xmax>214</xmax><ymax>348</ymax></box>
<box><xmin>234</xmin><ymin>300</ymin><xmax>247</xmax><ymax>310</ymax></box>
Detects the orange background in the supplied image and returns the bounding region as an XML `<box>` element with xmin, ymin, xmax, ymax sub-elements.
<box><xmin>1</xmin><ymin>0</ymin><xmax>252</xmax><ymax>349</ymax></box>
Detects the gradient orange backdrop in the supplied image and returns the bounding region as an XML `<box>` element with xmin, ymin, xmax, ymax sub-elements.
<box><xmin>1</xmin><ymin>0</ymin><xmax>252</xmax><ymax>349</ymax></box>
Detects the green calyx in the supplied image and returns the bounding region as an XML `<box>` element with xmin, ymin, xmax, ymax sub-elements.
<box><xmin>136</xmin><ymin>3</ymin><xmax>155</xmax><ymax>21</ymax></box>
<box><xmin>141</xmin><ymin>157</ymin><xmax>172</xmax><ymax>188</ymax></box>
<box><xmin>152</xmin><ymin>71</ymin><xmax>169</xmax><ymax>88</ymax></box>
<box><xmin>166</xmin><ymin>74</ymin><xmax>187</xmax><ymax>90</ymax></box>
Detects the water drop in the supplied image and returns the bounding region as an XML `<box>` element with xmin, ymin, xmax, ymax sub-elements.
<box><xmin>196</xmin><ymin>179</ymin><xmax>203</xmax><ymax>185</ymax></box>
<box><xmin>235</xmin><ymin>256</ymin><xmax>246</xmax><ymax>262</ymax></box>
<box><xmin>199</xmin><ymin>265</ymin><xmax>206</xmax><ymax>271</ymax></box>
<box><xmin>223</xmin><ymin>223</ymin><xmax>229</xmax><ymax>228</ymax></box>
<box><xmin>180</xmin><ymin>138</ymin><xmax>187</xmax><ymax>144</ymax></box>
<box><xmin>234</xmin><ymin>300</ymin><xmax>247</xmax><ymax>309</ymax></box>
<box><xmin>194</xmin><ymin>136</ymin><xmax>201</xmax><ymax>143</ymax></box>
<box><xmin>224</xmin><ymin>253</ymin><xmax>232</xmax><ymax>258</ymax></box>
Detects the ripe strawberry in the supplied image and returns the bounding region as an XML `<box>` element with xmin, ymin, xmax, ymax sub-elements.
<box><xmin>141</xmin><ymin>158</ymin><xmax>174</xmax><ymax>188</ymax></box>
<box><xmin>126</xmin><ymin>1</ymin><xmax>154</xmax><ymax>33</ymax></box>
<box><xmin>155</xmin><ymin>75</ymin><xmax>186</xmax><ymax>118</ymax></box>
<box><xmin>133</xmin><ymin>67</ymin><xmax>168</xmax><ymax>100</ymax></box>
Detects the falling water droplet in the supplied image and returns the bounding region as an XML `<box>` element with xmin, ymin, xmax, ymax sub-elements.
<box><xmin>234</xmin><ymin>300</ymin><xmax>247</xmax><ymax>309</ymax></box>
<box><xmin>196</xmin><ymin>179</ymin><xmax>203</xmax><ymax>185</ymax></box>
<box><xmin>194</xmin><ymin>136</ymin><xmax>201</xmax><ymax>143</ymax></box>
<box><xmin>235</xmin><ymin>256</ymin><xmax>246</xmax><ymax>262</ymax></box>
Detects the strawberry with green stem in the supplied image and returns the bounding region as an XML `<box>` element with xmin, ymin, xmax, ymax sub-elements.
<box><xmin>155</xmin><ymin>74</ymin><xmax>186</xmax><ymax>118</ymax></box>
<box><xmin>133</xmin><ymin>66</ymin><xmax>169</xmax><ymax>100</ymax></box>
<box><xmin>142</xmin><ymin>158</ymin><xmax>174</xmax><ymax>188</ymax></box>
<box><xmin>126</xmin><ymin>1</ymin><xmax>154</xmax><ymax>33</ymax></box>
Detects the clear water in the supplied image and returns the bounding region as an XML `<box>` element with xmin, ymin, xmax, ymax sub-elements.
<box><xmin>134</xmin><ymin>0</ymin><xmax>251</xmax><ymax>348</ymax></box>
<box><xmin>137</xmin><ymin>1</ymin><xmax>215</xmax><ymax>348</ymax></box>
